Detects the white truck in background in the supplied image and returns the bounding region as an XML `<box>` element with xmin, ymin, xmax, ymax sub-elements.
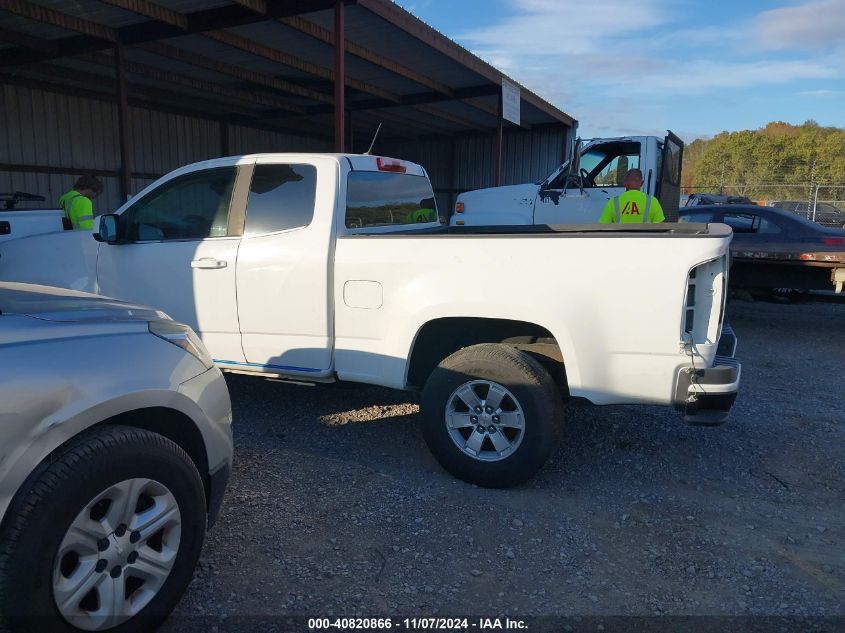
<box><xmin>0</xmin><ymin>192</ymin><xmax>66</xmax><ymax>243</ymax></box>
<box><xmin>452</xmin><ymin>132</ymin><xmax>684</xmax><ymax>226</ymax></box>
<box><xmin>0</xmin><ymin>152</ymin><xmax>739</xmax><ymax>488</ymax></box>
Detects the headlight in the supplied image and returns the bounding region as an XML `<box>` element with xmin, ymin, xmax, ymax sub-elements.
<box><xmin>148</xmin><ymin>320</ymin><xmax>214</xmax><ymax>369</ymax></box>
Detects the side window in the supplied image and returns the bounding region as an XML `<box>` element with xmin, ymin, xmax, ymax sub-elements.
<box><xmin>757</xmin><ymin>217</ymin><xmax>783</xmax><ymax>234</ymax></box>
<box><xmin>244</xmin><ymin>164</ymin><xmax>317</xmax><ymax>235</ymax></box>
<box><xmin>121</xmin><ymin>167</ymin><xmax>236</xmax><ymax>241</ymax></box>
<box><xmin>593</xmin><ymin>152</ymin><xmax>641</xmax><ymax>187</ymax></box>
<box><xmin>722</xmin><ymin>213</ymin><xmax>760</xmax><ymax>233</ymax></box>
<box><xmin>553</xmin><ymin>142</ymin><xmax>641</xmax><ymax>189</ymax></box>
<box><xmin>346</xmin><ymin>172</ymin><xmax>437</xmax><ymax>229</ymax></box>
<box><xmin>679</xmin><ymin>211</ymin><xmax>718</xmax><ymax>223</ymax></box>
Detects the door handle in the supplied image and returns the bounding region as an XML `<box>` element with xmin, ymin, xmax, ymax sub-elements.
<box><xmin>191</xmin><ymin>258</ymin><xmax>227</xmax><ymax>269</ymax></box>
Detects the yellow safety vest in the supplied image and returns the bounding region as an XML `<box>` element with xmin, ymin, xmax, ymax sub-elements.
<box><xmin>58</xmin><ymin>190</ymin><xmax>95</xmax><ymax>230</ymax></box>
<box><xmin>600</xmin><ymin>190</ymin><xmax>665</xmax><ymax>224</ymax></box>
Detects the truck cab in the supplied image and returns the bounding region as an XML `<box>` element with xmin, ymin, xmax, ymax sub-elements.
<box><xmin>452</xmin><ymin>132</ymin><xmax>684</xmax><ymax>226</ymax></box>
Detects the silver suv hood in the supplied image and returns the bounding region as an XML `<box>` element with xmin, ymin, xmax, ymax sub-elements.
<box><xmin>0</xmin><ymin>282</ymin><xmax>167</xmax><ymax>322</ymax></box>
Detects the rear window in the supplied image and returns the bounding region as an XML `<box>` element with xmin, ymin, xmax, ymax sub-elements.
<box><xmin>345</xmin><ymin>171</ymin><xmax>437</xmax><ymax>229</ymax></box>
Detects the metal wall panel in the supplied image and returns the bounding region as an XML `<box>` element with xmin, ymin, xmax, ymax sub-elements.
<box><xmin>227</xmin><ymin>125</ymin><xmax>332</xmax><ymax>155</ymax></box>
<box><xmin>2</xmin><ymin>84</ymin><xmax>332</xmax><ymax>214</ymax></box>
<box><xmin>1</xmin><ymin>84</ymin><xmax>123</xmax><ymax>211</ymax></box>
<box><xmin>129</xmin><ymin>106</ymin><xmax>221</xmax><ymax>176</ymax></box>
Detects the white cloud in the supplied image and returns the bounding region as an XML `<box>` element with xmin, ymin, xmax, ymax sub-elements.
<box><xmin>458</xmin><ymin>0</ymin><xmax>667</xmax><ymax>57</ymax></box>
<box><xmin>797</xmin><ymin>88</ymin><xmax>845</xmax><ymax>96</ymax></box>
<box><xmin>756</xmin><ymin>0</ymin><xmax>845</xmax><ymax>51</ymax></box>
<box><xmin>604</xmin><ymin>59</ymin><xmax>839</xmax><ymax>94</ymax></box>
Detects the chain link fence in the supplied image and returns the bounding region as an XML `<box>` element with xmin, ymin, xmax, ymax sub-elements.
<box><xmin>681</xmin><ymin>183</ymin><xmax>845</xmax><ymax>228</ymax></box>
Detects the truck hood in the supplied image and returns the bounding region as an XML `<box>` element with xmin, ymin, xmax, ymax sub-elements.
<box><xmin>0</xmin><ymin>282</ymin><xmax>167</xmax><ymax>322</ymax></box>
<box><xmin>454</xmin><ymin>184</ymin><xmax>539</xmax><ymax>224</ymax></box>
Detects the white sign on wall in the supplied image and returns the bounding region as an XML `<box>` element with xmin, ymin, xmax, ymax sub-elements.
<box><xmin>501</xmin><ymin>79</ymin><xmax>520</xmax><ymax>125</ymax></box>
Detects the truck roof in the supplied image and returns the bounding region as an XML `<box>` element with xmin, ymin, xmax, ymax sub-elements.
<box><xmin>172</xmin><ymin>153</ymin><xmax>427</xmax><ymax>178</ymax></box>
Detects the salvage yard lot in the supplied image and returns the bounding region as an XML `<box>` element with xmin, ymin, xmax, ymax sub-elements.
<box><xmin>167</xmin><ymin>298</ymin><xmax>844</xmax><ymax>625</ymax></box>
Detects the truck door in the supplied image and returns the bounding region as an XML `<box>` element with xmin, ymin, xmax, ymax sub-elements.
<box><xmin>233</xmin><ymin>158</ymin><xmax>334</xmax><ymax>376</ymax></box>
<box><xmin>533</xmin><ymin>140</ymin><xmax>641</xmax><ymax>224</ymax></box>
<box><xmin>656</xmin><ymin>131</ymin><xmax>684</xmax><ymax>222</ymax></box>
<box><xmin>97</xmin><ymin>162</ymin><xmax>246</xmax><ymax>363</ymax></box>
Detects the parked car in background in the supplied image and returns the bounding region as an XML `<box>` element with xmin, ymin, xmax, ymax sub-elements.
<box><xmin>770</xmin><ymin>200</ymin><xmax>845</xmax><ymax>229</ymax></box>
<box><xmin>685</xmin><ymin>193</ymin><xmax>755</xmax><ymax>207</ymax></box>
<box><xmin>0</xmin><ymin>282</ymin><xmax>233</xmax><ymax>632</ymax></box>
<box><xmin>679</xmin><ymin>205</ymin><xmax>845</xmax><ymax>293</ymax></box>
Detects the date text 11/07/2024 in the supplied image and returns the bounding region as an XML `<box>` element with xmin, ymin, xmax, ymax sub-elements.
<box><xmin>307</xmin><ymin>617</ymin><xmax>529</xmax><ymax>630</ymax></box>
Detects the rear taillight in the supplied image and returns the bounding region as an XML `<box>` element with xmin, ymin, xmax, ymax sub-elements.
<box><xmin>376</xmin><ymin>157</ymin><xmax>406</xmax><ymax>173</ymax></box>
<box><xmin>683</xmin><ymin>257</ymin><xmax>727</xmax><ymax>345</ymax></box>
<box><xmin>821</xmin><ymin>237</ymin><xmax>845</xmax><ymax>245</ymax></box>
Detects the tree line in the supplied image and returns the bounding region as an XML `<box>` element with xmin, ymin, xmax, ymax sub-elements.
<box><xmin>682</xmin><ymin>121</ymin><xmax>845</xmax><ymax>201</ymax></box>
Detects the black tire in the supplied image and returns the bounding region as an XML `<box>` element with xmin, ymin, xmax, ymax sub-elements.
<box><xmin>421</xmin><ymin>343</ymin><xmax>563</xmax><ymax>488</ymax></box>
<box><xmin>0</xmin><ymin>426</ymin><xmax>207</xmax><ymax>633</ymax></box>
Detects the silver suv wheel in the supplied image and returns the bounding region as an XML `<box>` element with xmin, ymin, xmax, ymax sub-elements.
<box><xmin>52</xmin><ymin>478</ymin><xmax>181</xmax><ymax>631</ymax></box>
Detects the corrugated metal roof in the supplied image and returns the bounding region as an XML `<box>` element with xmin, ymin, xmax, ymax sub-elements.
<box><xmin>1</xmin><ymin>0</ymin><xmax>576</xmax><ymax>198</ymax></box>
<box><xmin>23</xmin><ymin>0</ymin><xmax>146</xmax><ymax>29</ymax></box>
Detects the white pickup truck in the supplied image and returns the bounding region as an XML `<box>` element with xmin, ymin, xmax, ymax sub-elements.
<box><xmin>453</xmin><ymin>132</ymin><xmax>684</xmax><ymax>226</ymax></box>
<box><xmin>0</xmin><ymin>192</ymin><xmax>66</xmax><ymax>243</ymax></box>
<box><xmin>0</xmin><ymin>153</ymin><xmax>739</xmax><ymax>487</ymax></box>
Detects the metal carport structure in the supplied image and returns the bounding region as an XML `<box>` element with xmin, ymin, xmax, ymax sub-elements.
<box><xmin>0</xmin><ymin>0</ymin><xmax>576</xmax><ymax>214</ymax></box>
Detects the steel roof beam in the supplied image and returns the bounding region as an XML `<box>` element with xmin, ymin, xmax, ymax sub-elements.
<box><xmin>229</xmin><ymin>0</ymin><xmax>268</xmax><ymax>14</ymax></box>
<box><xmin>0</xmin><ymin>0</ymin><xmax>343</xmax><ymax>66</ymax></box>
<box><xmin>97</xmin><ymin>0</ymin><xmax>189</xmax><ymax>29</ymax></box>
<box><xmin>138</xmin><ymin>41</ymin><xmax>334</xmax><ymax>104</ymax></box>
<box><xmin>79</xmin><ymin>51</ymin><xmax>308</xmax><ymax>114</ymax></box>
<box><xmin>205</xmin><ymin>29</ymin><xmax>401</xmax><ymax>104</ymax></box>
<box><xmin>0</xmin><ymin>0</ymin><xmax>117</xmax><ymax>41</ymax></box>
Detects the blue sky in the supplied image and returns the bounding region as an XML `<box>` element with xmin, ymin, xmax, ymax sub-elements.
<box><xmin>395</xmin><ymin>0</ymin><xmax>845</xmax><ymax>140</ymax></box>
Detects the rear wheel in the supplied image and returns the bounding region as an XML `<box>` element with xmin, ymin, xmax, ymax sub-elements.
<box><xmin>421</xmin><ymin>343</ymin><xmax>563</xmax><ymax>487</ymax></box>
<box><xmin>0</xmin><ymin>426</ymin><xmax>207</xmax><ymax>633</ymax></box>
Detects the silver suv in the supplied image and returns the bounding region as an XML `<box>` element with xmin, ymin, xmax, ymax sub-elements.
<box><xmin>0</xmin><ymin>282</ymin><xmax>233</xmax><ymax>632</ymax></box>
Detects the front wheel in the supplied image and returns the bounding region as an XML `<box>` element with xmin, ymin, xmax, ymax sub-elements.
<box><xmin>421</xmin><ymin>344</ymin><xmax>563</xmax><ymax>488</ymax></box>
<box><xmin>0</xmin><ymin>426</ymin><xmax>207</xmax><ymax>633</ymax></box>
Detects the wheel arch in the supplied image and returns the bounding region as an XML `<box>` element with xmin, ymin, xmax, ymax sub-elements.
<box><xmin>95</xmin><ymin>408</ymin><xmax>210</xmax><ymax>501</ymax></box>
<box><xmin>406</xmin><ymin>317</ymin><xmax>569</xmax><ymax>397</ymax></box>
<box><xmin>0</xmin><ymin>403</ymin><xmax>212</xmax><ymax>531</ymax></box>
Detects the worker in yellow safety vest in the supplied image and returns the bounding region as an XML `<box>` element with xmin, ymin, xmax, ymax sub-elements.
<box><xmin>405</xmin><ymin>196</ymin><xmax>438</xmax><ymax>224</ymax></box>
<box><xmin>58</xmin><ymin>175</ymin><xmax>103</xmax><ymax>230</ymax></box>
<box><xmin>599</xmin><ymin>168</ymin><xmax>665</xmax><ymax>224</ymax></box>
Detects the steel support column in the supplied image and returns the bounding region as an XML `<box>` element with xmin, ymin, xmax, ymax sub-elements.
<box><xmin>333</xmin><ymin>0</ymin><xmax>345</xmax><ymax>152</ymax></box>
<box><xmin>493</xmin><ymin>88</ymin><xmax>503</xmax><ymax>186</ymax></box>
<box><xmin>114</xmin><ymin>44</ymin><xmax>133</xmax><ymax>201</ymax></box>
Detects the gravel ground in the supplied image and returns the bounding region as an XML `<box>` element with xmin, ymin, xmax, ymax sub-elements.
<box><xmin>164</xmin><ymin>298</ymin><xmax>844</xmax><ymax>627</ymax></box>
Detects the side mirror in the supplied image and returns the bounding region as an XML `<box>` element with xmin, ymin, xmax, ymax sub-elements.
<box><xmin>94</xmin><ymin>214</ymin><xmax>119</xmax><ymax>243</ymax></box>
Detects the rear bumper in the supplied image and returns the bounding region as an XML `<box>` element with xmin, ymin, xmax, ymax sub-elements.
<box><xmin>674</xmin><ymin>324</ymin><xmax>741</xmax><ymax>426</ymax></box>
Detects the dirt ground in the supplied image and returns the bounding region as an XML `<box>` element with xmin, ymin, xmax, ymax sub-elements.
<box><xmin>164</xmin><ymin>298</ymin><xmax>844</xmax><ymax>630</ymax></box>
